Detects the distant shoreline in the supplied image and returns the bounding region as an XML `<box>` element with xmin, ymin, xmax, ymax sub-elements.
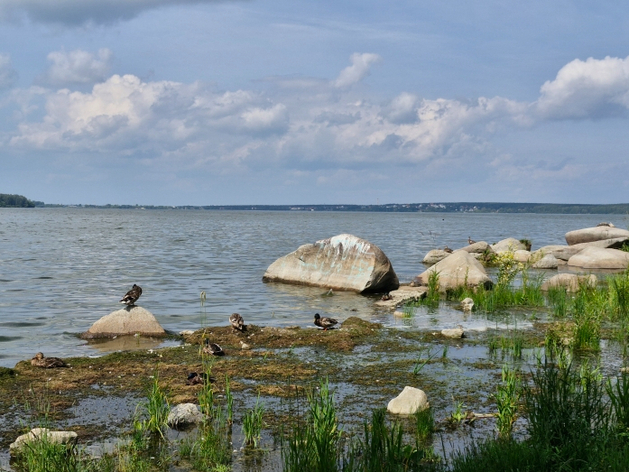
<box><xmin>26</xmin><ymin>202</ymin><xmax>629</xmax><ymax>214</ymax></box>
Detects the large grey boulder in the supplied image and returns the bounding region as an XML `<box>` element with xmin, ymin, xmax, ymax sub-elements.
<box><xmin>414</xmin><ymin>251</ymin><xmax>492</xmax><ymax>291</ymax></box>
<box><xmin>263</xmin><ymin>234</ymin><xmax>399</xmax><ymax>293</ymax></box>
<box><xmin>82</xmin><ymin>306</ymin><xmax>166</xmax><ymax>339</ymax></box>
<box><xmin>567</xmin><ymin>246</ymin><xmax>629</xmax><ymax>270</ymax></box>
<box><xmin>541</xmin><ymin>273</ymin><xmax>598</xmax><ymax>292</ymax></box>
<box><xmin>565</xmin><ymin>226</ymin><xmax>629</xmax><ymax>245</ymax></box>
<box><xmin>168</xmin><ymin>403</ymin><xmax>205</xmax><ymax>428</ymax></box>
<box><xmin>491</xmin><ymin>238</ymin><xmax>527</xmax><ymax>254</ymax></box>
<box><xmin>387</xmin><ymin>386</ymin><xmax>429</xmax><ymax>415</ymax></box>
<box><xmin>10</xmin><ymin>428</ymin><xmax>77</xmax><ymax>452</ymax></box>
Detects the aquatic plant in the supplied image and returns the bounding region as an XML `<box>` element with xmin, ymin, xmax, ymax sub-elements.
<box><xmin>414</xmin><ymin>407</ymin><xmax>435</xmax><ymax>441</ymax></box>
<box><xmin>242</xmin><ymin>395</ymin><xmax>265</xmax><ymax>448</ymax></box>
<box><xmin>282</xmin><ymin>378</ymin><xmax>342</xmax><ymax>472</ymax></box>
<box><xmin>143</xmin><ymin>372</ymin><xmax>170</xmax><ymax>438</ymax></box>
<box><xmin>494</xmin><ymin>365</ymin><xmax>520</xmax><ymax>438</ymax></box>
<box><xmin>198</xmin><ymin>360</ymin><xmax>216</xmax><ymax>417</ymax></box>
<box><xmin>12</xmin><ymin>433</ymin><xmax>98</xmax><ymax>472</ymax></box>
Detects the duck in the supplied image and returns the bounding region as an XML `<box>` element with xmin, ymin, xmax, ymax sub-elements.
<box><xmin>314</xmin><ymin>313</ymin><xmax>338</xmax><ymax>331</ymax></box>
<box><xmin>120</xmin><ymin>284</ymin><xmax>142</xmax><ymax>306</ymax></box>
<box><xmin>229</xmin><ymin>313</ymin><xmax>246</xmax><ymax>332</ymax></box>
<box><xmin>202</xmin><ymin>339</ymin><xmax>225</xmax><ymax>356</ymax></box>
<box><xmin>468</xmin><ymin>237</ymin><xmax>476</xmax><ymax>245</ymax></box>
<box><xmin>443</xmin><ymin>245</ymin><xmax>453</xmax><ymax>253</ymax></box>
<box><xmin>31</xmin><ymin>352</ymin><xmax>67</xmax><ymax>368</ymax></box>
<box><xmin>186</xmin><ymin>372</ymin><xmax>215</xmax><ymax>385</ymax></box>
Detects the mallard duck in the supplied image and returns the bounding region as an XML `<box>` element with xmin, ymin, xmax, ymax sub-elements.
<box><xmin>186</xmin><ymin>372</ymin><xmax>215</xmax><ymax>385</ymax></box>
<box><xmin>120</xmin><ymin>284</ymin><xmax>142</xmax><ymax>306</ymax></box>
<box><xmin>314</xmin><ymin>313</ymin><xmax>338</xmax><ymax>331</ymax></box>
<box><xmin>468</xmin><ymin>237</ymin><xmax>476</xmax><ymax>245</ymax></box>
<box><xmin>443</xmin><ymin>245</ymin><xmax>453</xmax><ymax>253</ymax></box>
<box><xmin>31</xmin><ymin>352</ymin><xmax>67</xmax><ymax>368</ymax></box>
<box><xmin>229</xmin><ymin>313</ymin><xmax>246</xmax><ymax>332</ymax></box>
<box><xmin>202</xmin><ymin>339</ymin><xmax>225</xmax><ymax>356</ymax></box>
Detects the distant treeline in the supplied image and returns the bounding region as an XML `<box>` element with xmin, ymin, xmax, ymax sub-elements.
<box><xmin>0</xmin><ymin>194</ymin><xmax>36</xmax><ymax>208</ymax></box>
<box><xmin>60</xmin><ymin>202</ymin><xmax>629</xmax><ymax>214</ymax></box>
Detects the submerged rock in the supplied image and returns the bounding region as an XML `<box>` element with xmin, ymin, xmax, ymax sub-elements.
<box><xmin>10</xmin><ymin>428</ymin><xmax>77</xmax><ymax>452</ymax></box>
<box><xmin>441</xmin><ymin>327</ymin><xmax>465</xmax><ymax>338</ymax></box>
<box><xmin>414</xmin><ymin>251</ymin><xmax>492</xmax><ymax>291</ymax></box>
<box><xmin>541</xmin><ymin>273</ymin><xmax>598</xmax><ymax>292</ymax></box>
<box><xmin>82</xmin><ymin>306</ymin><xmax>166</xmax><ymax>339</ymax></box>
<box><xmin>387</xmin><ymin>386</ymin><xmax>429</xmax><ymax>415</ymax></box>
<box><xmin>262</xmin><ymin>234</ymin><xmax>399</xmax><ymax>293</ymax></box>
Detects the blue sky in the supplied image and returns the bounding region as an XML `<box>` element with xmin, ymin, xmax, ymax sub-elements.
<box><xmin>1</xmin><ymin>0</ymin><xmax>628</xmax><ymax>205</ymax></box>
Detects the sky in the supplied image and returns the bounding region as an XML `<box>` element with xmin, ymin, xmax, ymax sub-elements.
<box><xmin>0</xmin><ymin>1</ymin><xmax>628</xmax><ymax>205</ymax></box>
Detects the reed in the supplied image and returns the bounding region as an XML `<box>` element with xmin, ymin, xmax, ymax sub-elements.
<box><xmin>607</xmin><ymin>372</ymin><xmax>629</xmax><ymax>433</ymax></box>
<box><xmin>12</xmin><ymin>435</ymin><xmax>94</xmax><ymax>472</ymax></box>
<box><xmin>143</xmin><ymin>372</ymin><xmax>170</xmax><ymax>438</ymax></box>
<box><xmin>414</xmin><ymin>407</ymin><xmax>435</xmax><ymax>441</ymax></box>
<box><xmin>494</xmin><ymin>365</ymin><xmax>520</xmax><ymax>438</ymax></box>
<box><xmin>242</xmin><ymin>396</ymin><xmax>265</xmax><ymax>448</ymax></box>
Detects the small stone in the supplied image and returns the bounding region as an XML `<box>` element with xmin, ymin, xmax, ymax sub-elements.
<box><xmin>387</xmin><ymin>386</ymin><xmax>429</xmax><ymax>415</ymax></box>
<box><xmin>167</xmin><ymin>403</ymin><xmax>205</xmax><ymax>428</ymax></box>
<box><xmin>441</xmin><ymin>327</ymin><xmax>464</xmax><ymax>338</ymax></box>
<box><xmin>240</xmin><ymin>341</ymin><xmax>251</xmax><ymax>350</ymax></box>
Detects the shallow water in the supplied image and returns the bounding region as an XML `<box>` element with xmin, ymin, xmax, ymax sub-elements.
<box><xmin>0</xmin><ymin>208</ymin><xmax>625</xmax><ymax>368</ymax></box>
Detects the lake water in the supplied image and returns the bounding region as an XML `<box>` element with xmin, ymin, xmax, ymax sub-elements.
<box><xmin>0</xmin><ymin>208</ymin><xmax>625</xmax><ymax>368</ymax></box>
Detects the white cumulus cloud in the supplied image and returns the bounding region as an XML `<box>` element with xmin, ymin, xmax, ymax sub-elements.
<box><xmin>332</xmin><ymin>53</ymin><xmax>382</xmax><ymax>88</ymax></box>
<box><xmin>536</xmin><ymin>55</ymin><xmax>629</xmax><ymax>119</ymax></box>
<box><xmin>41</xmin><ymin>49</ymin><xmax>113</xmax><ymax>86</ymax></box>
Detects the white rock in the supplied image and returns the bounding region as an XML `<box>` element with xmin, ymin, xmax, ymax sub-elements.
<box><xmin>461</xmin><ymin>298</ymin><xmax>474</xmax><ymax>311</ymax></box>
<box><xmin>441</xmin><ymin>327</ymin><xmax>464</xmax><ymax>338</ymax></box>
<box><xmin>167</xmin><ymin>403</ymin><xmax>205</xmax><ymax>428</ymax></box>
<box><xmin>387</xmin><ymin>386</ymin><xmax>429</xmax><ymax>415</ymax></box>
<box><xmin>10</xmin><ymin>428</ymin><xmax>77</xmax><ymax>451</ymax></box>
<box><xmin>82</xmin><ymin>306</ymin><xmax>166</xmax><ymax>339</ymax></box>
<box><xmin>422</xmin><ymin>249</ymin><xmax>451</xmax><ymax>265</ymax></box>
<box><xmin>513</xmin><ymin>250</ymin><xmax>531</xmax><ymax>263</ymax></box>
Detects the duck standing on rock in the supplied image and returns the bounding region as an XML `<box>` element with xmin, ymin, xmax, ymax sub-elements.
<box><xmin>120</xmin><ymin>284</ymin><xmax>142</xmax><ymax>306</ymax></box>
<box><xmin>314</xmin><ymin>313</ymin><xmax>339</xmax><ymax>331</ymax></box>
<box><xmin>468</xmin><ymin>237</ymin><xmax>476</xmax><ymax>245</ymax></box>
<box><xmin>229</xmin><ymin>313</ymin><xmax>246</xmax><ymax>332</ymax></box>
<box><xmin>31</xmin><ymin>352</ymin><xmax>67</xmax><ymax>368</ymax></box>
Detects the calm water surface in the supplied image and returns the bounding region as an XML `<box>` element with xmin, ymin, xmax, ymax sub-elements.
<box><xmin>0</xmin><ymin>208</ymin><xmax>624</xmax><ymax>368</ymax></box>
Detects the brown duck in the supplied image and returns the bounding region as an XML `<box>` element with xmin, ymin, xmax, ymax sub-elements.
<box><xmin>31</xmin><ymin>352</ymin><xmax>67</xmax><ymax>368</ymax></box>
<box><xmin>120</xmin><ymin>284</ymin><xmax>142</xmax><ymax>306</ymax></box>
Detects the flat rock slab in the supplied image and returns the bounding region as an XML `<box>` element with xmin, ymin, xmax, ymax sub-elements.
<box><xmin>387</xmin><ymin>386</ymin><xmax>429</xmax><ymax>415</ymax></box>
<box><xmin>567</xmin><ymin>246</ymin><xmax>629</xmax><ymax>270</ymax></box>
<box><xmin>566</xmin><ymin>226</ymin><xmax>629</xmax><ymax>245</ymax></box>
<box><xmin>82</xmin><ymin>306</ymin><xmax>166</xmax><ymax>339</ymax></box>
<box><xmin>374</xmin><ymin>286</ymin><xmax>428</xmax><ymax>309</ymax></box>
<box><xmin>554</xmin><ymin>238</ymin><xmax>629</xmax><ymax>261</ymax></box>
<box><xmin>263</xmin><ymin>233</ymin><xmax>399</xmax><ymax>293</ymax></box>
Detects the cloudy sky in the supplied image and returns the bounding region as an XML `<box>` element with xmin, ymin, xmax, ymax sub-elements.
<box><xmin>1</xmin><ymin>1</ymin><xmax>628</xmax><ymax>205</ymax></box>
